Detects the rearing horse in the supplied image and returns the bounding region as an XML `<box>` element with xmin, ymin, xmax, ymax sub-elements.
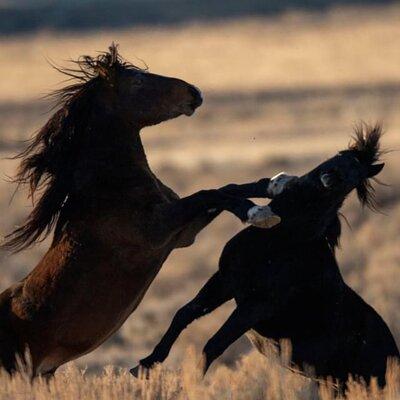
<box><xmin>0</xmin><ymin>45</ymin><xmax>287</xmax><ymax>377</ymax></box>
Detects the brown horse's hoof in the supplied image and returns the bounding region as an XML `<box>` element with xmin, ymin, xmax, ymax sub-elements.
<box><xmin>247</xmin><ymin>206</ymin><xmax>281</xmax><ymax>229</ymax></box>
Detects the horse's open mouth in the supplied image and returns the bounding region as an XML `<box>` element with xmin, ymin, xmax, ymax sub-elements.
<box><xmin>179</xmin><ymin>103</ymin><xmax>198</xmax><ymax>116</ymax></box>
<box><xmin>182</xmin><ymin>106</ymin><xmax>196</xmax><ymax>116</ymax></box>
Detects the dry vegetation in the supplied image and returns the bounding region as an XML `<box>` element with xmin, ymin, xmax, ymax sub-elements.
<box><xmin>0</xmin><ymin>4</ymin><xmax>400</xmax><ymax>398</ymax></box>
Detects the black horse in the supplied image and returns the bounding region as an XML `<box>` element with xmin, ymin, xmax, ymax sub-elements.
<box><xmin>132</xmin><ymin>124</ymin><xmax>399</xmax><ymax>387</ymax></box>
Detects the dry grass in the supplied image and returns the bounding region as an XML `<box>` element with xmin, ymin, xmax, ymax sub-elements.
<box><xmin>0</xmin><ymin>350</ymin><xmax>399</xmax><ymax>400</ymax></box>
<box><xmin>0</xmin><ymin>4</ymin><xmax>400</xmax><ymax>398</ymax></box>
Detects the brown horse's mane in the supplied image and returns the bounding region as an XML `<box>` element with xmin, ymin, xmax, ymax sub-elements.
<box><xmin>3</xmin><ymin>44</ymin><xmax>144</xmax><ymax>253</ymax></box>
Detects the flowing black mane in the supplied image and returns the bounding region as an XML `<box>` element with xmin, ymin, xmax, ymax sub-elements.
<box><xmin>3</xmin><ymin>44</ymin><xmax>144</xmax><ymax>252</ymax></box>
<box><xmin>349</xmin><ymin>123</ymin><xmax>383</xmax><ymax>211</ymax></box>
<box><xmin>327</xmin><ymin>123</ymin><xmax>383</xmax><ymax>249</ymax></box>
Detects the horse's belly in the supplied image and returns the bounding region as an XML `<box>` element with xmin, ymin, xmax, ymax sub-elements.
<box><xmin>57</xmin><ymin>286</ymin><xmax>144</xmax><ymax>343</ymax></box>
<box><xmin>33</xmin><ymin>296</ymin><xmax>142</xmax><ymax>374</ymax></box>
<box><xmin>24</xmin><ymin>266</ymin><xmax>159</xmax><ymax>372</ymax></box>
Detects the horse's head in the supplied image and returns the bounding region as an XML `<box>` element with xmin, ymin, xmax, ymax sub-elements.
<box><xmin>56</xmin><ymin>43</ymin><xmax>202</xmax><ymax>129</ymax></box>
<box><xmin>269</xmin><ymin>123</ymin><xmax>384</xmax><ymax>247</ymax></box>
<box><xmin>2</xmin><ymin>44</ymin><xmax>203</xmax><ymax>253</ymax></box>
<box><xmin>114</xmin><ymin>68</ymin><xmax>202</xmax><ymax>128</ymax></box>
<box><xmin>102</xmin><ymin>46</ymin><xmax>202</xmax><ymax>128</ymax></box>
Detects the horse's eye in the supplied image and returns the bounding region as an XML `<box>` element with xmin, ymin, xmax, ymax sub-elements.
<box><xmin>320</xmin><ymin>169</ymin><xmax>342</xmax><ymax>188</ymax></box>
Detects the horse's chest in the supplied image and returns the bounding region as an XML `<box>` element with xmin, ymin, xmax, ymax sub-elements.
<box><xmin>225</xmin><ymin>252</ymin><xmax>320</xmax><ymax>307</ymax></box>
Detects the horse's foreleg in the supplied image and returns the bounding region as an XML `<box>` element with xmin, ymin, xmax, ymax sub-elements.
<box><xmin>148</xmin><ymin>189</ymin><xmax>278</xmax><ymax>248</ymax></box>
<box><xmin>218</xmin><ymin>178</ymin><xmax>271</xmax><ymax>198</ymax></box>
<box><xmin>130</xmin><ymin>272</ymin><xmax>230</xmax><ymax>376</ymax></box>
<box><xmin>219</xmin><ymin>173</ymin><xmax>298</xmax><ymax>199</ymax></box>
<box><xmin>173</xmin><ymin>174</ymin><xmax>298</xmax><ymax>248</ymax></box>
<box><xmin>174</xmin><ymin>179</ymin><xmax>274</xmax><ymax>248</ymax></box>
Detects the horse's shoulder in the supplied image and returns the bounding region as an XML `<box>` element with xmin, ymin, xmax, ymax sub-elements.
<box><xmin>154</xmin><ymin>178</ymin><xmax>180</xmax><ymax>201</ymax></box>
<box><xmin>219</xmin><ymin>227</ymin><xmax>268</xmax><ymax>269</ymax></box>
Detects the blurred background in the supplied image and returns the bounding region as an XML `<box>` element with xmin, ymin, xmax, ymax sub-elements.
<box><xmin>0</xmin><ymin>0</ymin><xmax>399</xmax><ymax>374</ymax></box>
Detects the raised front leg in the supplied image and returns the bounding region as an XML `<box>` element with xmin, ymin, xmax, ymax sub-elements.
<box><xmin>130</xmin><ymin>272</ymin><xmax>231</xmax><ymax>376</ymax></box>
<box><xmin>173</xmin><ymin>173</ymin><xmax>299</xmax><ymax>248</ymax></box>
<box><xmin>147</xmin><ymin>189</ymin><xmax>277</xmax><ymax>248</ymax></box>
<box><xmin>148</xmin><ymin>173</ymin><xmax>298</xmax><ymax>248</ymax></box>
<box><xmin>219</xmin><ymin>173</ymin><xmax>298</xmax><ymax>199</ymax></box>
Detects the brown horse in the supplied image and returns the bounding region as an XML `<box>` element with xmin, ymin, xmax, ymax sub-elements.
<box><xmin>0</xmin><ymin>45</ymin><xmax>286</xmax><ymax>377</ymax></box>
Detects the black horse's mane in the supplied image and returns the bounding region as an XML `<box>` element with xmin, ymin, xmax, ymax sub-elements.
<box><xmin>328</xmin><ymin>123</ymin><xmax>383</xmax><ymax>249</ymax></box>
<box><xmin>2</xmin><ymin>44</ymin><xmax>144</xmax><ymax>253</ymax></box>
<box><xmin>349</xmin><ymin>123</ymin><xmax>383</xmax><ymax>211</ymax></box>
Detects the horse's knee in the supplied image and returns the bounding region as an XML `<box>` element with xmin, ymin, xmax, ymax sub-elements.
<box><xmin>174</xmin><ymin>302</ymin><xmax>203</xmax><ymax>327</ymax></box>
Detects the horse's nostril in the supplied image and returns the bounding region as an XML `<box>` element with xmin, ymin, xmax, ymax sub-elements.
<box><xmin>189</xmin><ymin>85</ymin><xmax>203</xmax><ymax>108</ymax></box>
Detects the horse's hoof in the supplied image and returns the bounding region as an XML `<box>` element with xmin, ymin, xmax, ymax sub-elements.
<box><xmin>130</xmin><ymin>365</ymin><xmax>150</xmax><ymax>379</ymax></box>
<box><xmin>129</xmin><ymin>365</ymin><xmax>140</xmax><ymax>378</ymax></box>
<box><xmin>247</xmin><ymin>206</ymin><xmax>281</xmax><ymax>228</ymax></box>
<box><xmin>268</xmin><ymin>173</ymin><xmax>299</xmax><ymax>197</ymax></box>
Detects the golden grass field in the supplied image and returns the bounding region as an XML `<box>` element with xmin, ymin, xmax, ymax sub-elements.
<box><xmin>0</xmin><ymin>4</ymin><xmax>400</xmax><ymax>398</ymax></box>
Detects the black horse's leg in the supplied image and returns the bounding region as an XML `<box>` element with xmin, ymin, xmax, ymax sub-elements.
<box><xmin>130</xmin><ymin>272</ymin><xmax>231</xmax><ymax>376</ymax></box>
<box><xmin>201</xmin><ymin>303</ymin><xmax>271</xmax><ymax>374</ymax></box>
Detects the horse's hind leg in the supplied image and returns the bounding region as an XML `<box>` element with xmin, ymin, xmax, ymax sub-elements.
<box><xmin>0</xmin><ymin>331</ymin><xmax>19</xmax><ymax>374</ymax></box>
<box><xmin>39</xmin><ymin>367</ymin><xmax>58</xmax><ymax>383</ymax></box>
<box><xmin>0</xmin><ymin>288</ymin><xmax>21</xmax><ymax>374</ymax></box>
<box><xmin>130</xmin><ymin>272</ymin><xmax>231</xmax><ymax>375</ymax></box>
<box><xmin>201</xmin><ymin>302</ymin><xmax>273</xmax><ymax>374</ymax></box>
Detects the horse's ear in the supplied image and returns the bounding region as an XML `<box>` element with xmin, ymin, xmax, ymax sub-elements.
<box><xmin>96</xmin><ymin>65</ymin><xmax>109</xmax><ymax>79</ymax></box>
<box><xmin>95</xmin><ymin>64</ymin><xmax>117</xmax><ymax>86</ymax></box>
<box><xmin>97</xmin><ymin>43</ymin><xmax>119</xmax><ymax>82</ymax></box>
<box><xmin>367</xmin><ymin>163</ymin><xmax>384</xmax><ymax>178</ymax></box>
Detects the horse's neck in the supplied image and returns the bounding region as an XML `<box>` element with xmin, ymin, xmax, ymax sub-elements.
<box><xmin>130</xmin><ymin>131</ymin><xmax>165</xmax><ymax>187</ymax></box>
<box><xmin>130</xmin><ymin>129</ymin><xmax>151</xmax><ymax>170</ymax></box>
<box><xmin>69</xmin><ymin>115</ymin><xmax>162</xmax><ymax>198</ymax></box>
<box><xmin>98</xmin><ymin>117</ymin><xmax>153</xmax><ymax>176</ymax></box>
